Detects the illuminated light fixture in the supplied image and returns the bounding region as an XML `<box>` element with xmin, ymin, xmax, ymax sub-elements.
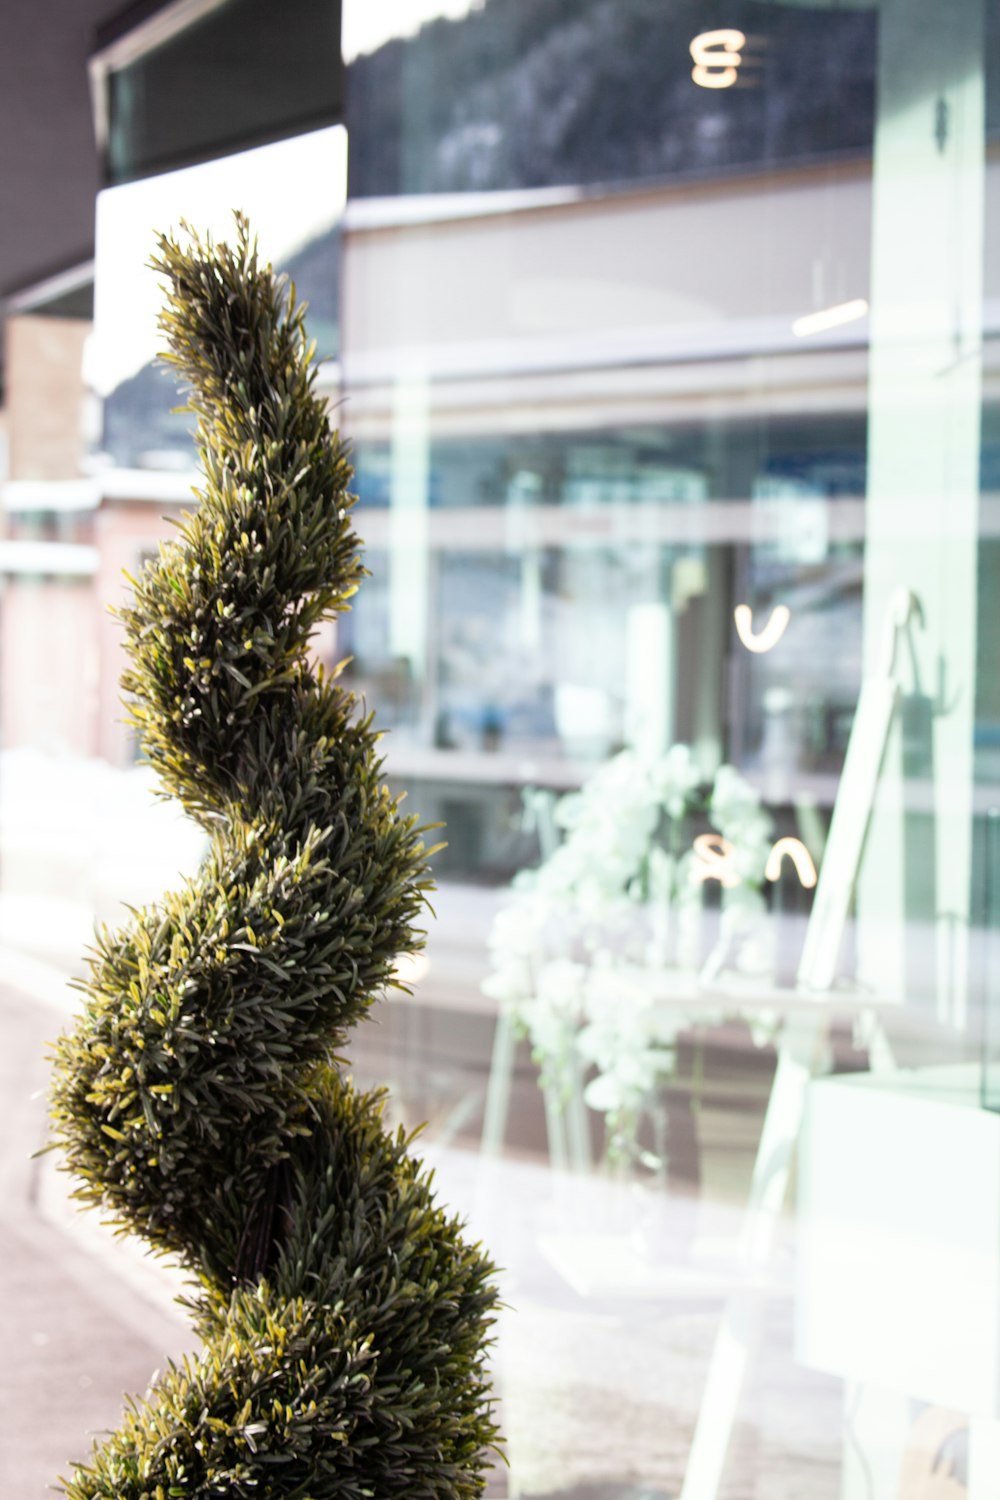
<box><xmin>690</xmin><ymin>29</ymin><xmax>746</xmax><ymax>89</ymax></box>
<box><xmin>393</xmin><ymin>951</ymin><xmax>431</xmax><ymax>985</ymax></box>
<box><xmin>690</xmin><ymin>833</ymin><xmax>743</xmax><ymax>888</ymax></box>
<box><xmin>734</xmin><ymin>602</ymin><xmax>791</xmax><ymax>654</ymax></box>
<box><xmin>765</xmin><ymin>836</ymin><xmax>818</xmax><ymax>890</ymax></box>
<box><xmin>792</xmin><ymin>298</ymin><xmax>869</xmax><ymax>338</ymax></box>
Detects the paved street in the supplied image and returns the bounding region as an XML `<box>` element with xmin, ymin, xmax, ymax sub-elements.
<box><xmin>0</xmin><ymin>948</ymin><xmax>844</xmax><ymax>1500</ymax></box>
<box><xmin>0</xmin><ymin>971</ymin><xmax>194</xmax><ymax>1497</ymax></box>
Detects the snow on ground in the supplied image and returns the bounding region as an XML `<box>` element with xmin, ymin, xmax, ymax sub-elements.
<box><xmin>0</xmin><ymin>748</ymin><xmax>206</xmax><ymax>967</ymax></box>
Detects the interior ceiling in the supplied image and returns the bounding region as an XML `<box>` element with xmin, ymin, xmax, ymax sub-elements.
<box><xmin>0</xmin><ymin>0</ymin><xmax>128</xmax><ymax>300</ymax></box>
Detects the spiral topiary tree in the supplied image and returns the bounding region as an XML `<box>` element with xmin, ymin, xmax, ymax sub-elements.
<box><xmin>49</xmin><ymin>215</ymin><xmax>500</xmax><ymax>1498</ymax></box>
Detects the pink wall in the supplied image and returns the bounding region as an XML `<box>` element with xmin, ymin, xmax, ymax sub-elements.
<box><xmin>1</xmin><ymin>577</ymin><xmax>98</xmax><ymax>756</ymax></box>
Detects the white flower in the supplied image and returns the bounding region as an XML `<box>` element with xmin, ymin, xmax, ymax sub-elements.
<box><xmin>481</xmin><ymin>741</ymin><xmax>784</xmax><ymax>1159</ymax></box>
<box><xmin>709</xmin><ymin>765</ymin><xmax>772</xmax><ymax>884</ymax></box>
<box><xmin>480</xmin><ymin>959</ymin><xmax>533</xmax><ymax>1007</ymax></box>
<box><xmin>710</xmin><ymin>764</ymin><xmax>761</xmax><ymax>828</ymax></box>
<box><xmin>651</xmin><ymin>742</ymin><xmax>702</xmax><ymax>819</ymax></box>
<box><xmin>535</xmin><ymin>958</ymin><xmax>587</xmax><ymax>1012</ymax></box>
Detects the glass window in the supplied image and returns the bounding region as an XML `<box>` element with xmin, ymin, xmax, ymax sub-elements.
<box><xmin>345</xmin><ymin>0</ymin><xmax>877</xmax><ymax>197</ymax></box>
<box><xmin>331</xmin><ymin>1</ymin><xmax>1000</xmax><ymax>1492</ymax></box>
<box><xmin>10</xmin><ymin>2</ymin><xmax>1000</xmax><ymax>1496</ymax></box>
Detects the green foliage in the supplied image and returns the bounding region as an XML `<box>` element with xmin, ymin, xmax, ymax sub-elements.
<box><xmin>50</xmin><ymin>215</ymin><xmax>499</xmax><ymax>1498</ymax></box>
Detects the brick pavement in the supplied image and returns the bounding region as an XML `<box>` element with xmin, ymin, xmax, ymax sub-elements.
<box><xmin>0</xmin><ymin>978</ymin><xmax>193</xmax><ymax>1497</ymax></box>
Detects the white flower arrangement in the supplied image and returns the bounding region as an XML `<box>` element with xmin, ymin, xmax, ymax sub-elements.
<box><xmin>483</xmin><ymin>745</ymin><xmax>776</xmax><ymax>1164</ymax></box>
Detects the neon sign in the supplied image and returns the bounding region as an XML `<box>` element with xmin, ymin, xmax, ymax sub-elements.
<box><xmin>689</xmin><ymin>29</ymin><xmax>746</xmax><ymax>89</ymax></box>
<box><xmin>765</xmin><ymin>837</ymin><xmax>818</xmax><ymax>890</ymax></box>
<box><xmin>691</xmin><ymin>833</ymin><xmax>743</xmax><ymax>888</ymax></box>
<box><xmin>734</xmin><ymin>602</ymin><xmax>791</xmax><ymax>654</ymax></box>
<box><xmin>690</xmin><ymin>832</ymin><xmax>818</xmax><ymax>891</ymax></box>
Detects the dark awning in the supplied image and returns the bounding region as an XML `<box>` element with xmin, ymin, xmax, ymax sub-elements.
<box><xmin>0</xmin><ymin>0</ymin><xmax>116</xmax><ymax>299</ymax></box>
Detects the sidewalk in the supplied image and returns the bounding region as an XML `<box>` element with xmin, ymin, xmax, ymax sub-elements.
<box><xmin>0</xmin><ymin>944</ymin><xmax>844</xmax><ymax>1500</ymax></box>
<box><xmin>0</xmin><ymin>964</ymin><xmax>194</xmax><ymax>1497</ymax></box>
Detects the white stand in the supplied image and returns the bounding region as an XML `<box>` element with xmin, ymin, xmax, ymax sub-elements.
<box><xmin>679</xmin><ymin>1013</ymin><xmax>822</xmax><ymax>1500</ymax></box>
<box><xmin>481</xmin><ymin>1008</ymin><xmax>590</xmax><ymax>1171</ymax></box>
<box><xmin>679</xmin><ymin>592</ymin><xmax>922</xmax><ymax>1500</ymax></box>
<box><xmin>481</xmin><ymin>1007</ymin><xmax>517</xmax><ymax>1158</ymax></box>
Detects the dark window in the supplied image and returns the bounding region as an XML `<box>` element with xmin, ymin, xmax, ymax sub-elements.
<box><xmin>97</xmin><ymin>0</ymin><xmax>344</xmax><ymax>185</ymax></box>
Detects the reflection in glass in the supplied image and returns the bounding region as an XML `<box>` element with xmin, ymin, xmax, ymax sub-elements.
<box><xmin>9</xmin><ymin>0</ymin><xmax>1000</xmax><ymax>1495</ymax></box>
<box><xmin>92</xmin><ymin>126</ymin><xmax>346</xmax><ymax>470</ymax></box>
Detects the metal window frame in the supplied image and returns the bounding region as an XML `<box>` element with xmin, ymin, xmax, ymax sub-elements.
<box><xmin>88</xmin><ymin>0</ymin><xmax>230</xmax><ymax>170</ymax></box>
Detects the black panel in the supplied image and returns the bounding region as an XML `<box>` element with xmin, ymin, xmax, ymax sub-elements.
<box><xmin>19</xmin><ymin>281</ymin><xmax>96</xmax><ymax>321</ymax></box>
<box><xmin>104</xmin><ymin>0</ymin><xmax>344</xmax><ymax>185</ymax></box>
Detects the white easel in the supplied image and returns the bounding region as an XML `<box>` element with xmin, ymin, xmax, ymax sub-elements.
<box><xmin>797</xmin><ymin>589</ymin><xmax>923</xmax><ymax>994</ymax></box>
<box><xmin>678</xmin><ymin>588</ymin><xmax>922</xmax><ymax>1500</ymax></box>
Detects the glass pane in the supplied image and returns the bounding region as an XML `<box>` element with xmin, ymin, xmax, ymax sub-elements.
<box><xmin>334</xmin><ymin>0</ymin><xmax>1000</xmax><ymax>1493</ymax></box>
<box><xmin>9</xmin><ymin>1</ymin><xmax>1000</xmax><ymax>1496</ymax></box>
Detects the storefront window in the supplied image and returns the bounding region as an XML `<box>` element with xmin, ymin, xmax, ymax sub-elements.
<box><xmin>335</xmin><ymin>0</ymin><xmax>1000</xmax><ymax>1490</ymax></box>
<box><xmin>8</xmin><ymin>1</ymin><xmax>1000</xmax><ymax>1494</ymax></box>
